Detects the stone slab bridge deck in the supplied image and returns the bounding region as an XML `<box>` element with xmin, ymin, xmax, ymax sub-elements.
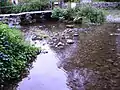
<box><xmin>0</xmin><ymin>10</ymin><xmax>52</xmax><ymax>25</ymax></box>
<box><xmin>0</xmin><ymin>10</ymin><xmax>52</xmax><ymax>17</ymax></box>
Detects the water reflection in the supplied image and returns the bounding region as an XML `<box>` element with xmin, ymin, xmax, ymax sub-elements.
<box><xmin>17</xmin><ymin>40</ymin><xmax>69</xmax><ymax>90</ymax></box>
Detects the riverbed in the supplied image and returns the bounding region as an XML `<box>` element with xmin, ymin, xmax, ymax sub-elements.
<box><xmin>17</xmin><ymin>22</ymin><xmax>120</xmax><ymax>90</ymax></box>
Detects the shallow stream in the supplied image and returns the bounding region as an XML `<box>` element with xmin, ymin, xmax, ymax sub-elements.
<box><xmin>17</xmin><ymin>22</ymin><xmax>120</xmax><ymax>90</ymax></box>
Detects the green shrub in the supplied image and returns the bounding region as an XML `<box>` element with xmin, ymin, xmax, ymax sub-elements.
<box><xmin>76</xmin><ymin>5</ymin><xmax>105</xmax><ymax>24</ymax></box>
<box><xmin>1</xmin><ymin>0</ymin><xmax>49</xmax><ymax>14</ymax></box>
<box><xmin>10</xmin><ymin>0</ymin><xmax>49</xmax><ymax>13</ymax></box>
<box><xmin>51</xmin><ymin>6</ymin><xmax>105</xmax><ymax>24</ymax></box>
<box><xmin>51</xmin><ymin>7</ymin><xmax>76</xmax><ymax>21</ymax></box>
<box><xmin>0</xmin><ymin>23</ymin><xmax>38</xmax><ymax>88</ymax></box>
<box><xmin>0</xmin><ymin>0</ymin><xmax>12</xmax><ymax>7</ymax></box>
<box><xmin>51</xmin><ymin>7</ymin><xmax>65</xmax><ymax>20</ymax></box>
<box><xmin>63</xmin><ymin>8</ymin><xmax>76</xmax><ymax>20</ymax></box>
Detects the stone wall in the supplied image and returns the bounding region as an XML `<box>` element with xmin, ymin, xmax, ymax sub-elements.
<box><xmin>77</xmin><ymin>2</ymin><xmax>120</xmax><ymax>9</ymax></box>
<box><xmin>92</xmin><ymin>2</ymin><xmax>120</xmax><ymax>8</ymax></box>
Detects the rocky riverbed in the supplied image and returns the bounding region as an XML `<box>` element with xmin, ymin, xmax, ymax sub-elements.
<box><xmin>15</xmin><ymin>22</ymin><xmax>120</xmax><ymax>90</ymax></box>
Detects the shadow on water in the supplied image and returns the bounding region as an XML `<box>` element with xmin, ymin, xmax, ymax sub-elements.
<box><xmin>16</xmin><ymin>22</ymin><xmax>120</xmax><ymax>90</ymax></box>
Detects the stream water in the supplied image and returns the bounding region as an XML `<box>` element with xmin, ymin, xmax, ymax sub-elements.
<box><xmin>17</xmin><ymin>22</ymin><xmax>120</xmax><ymax>90</ymax></box>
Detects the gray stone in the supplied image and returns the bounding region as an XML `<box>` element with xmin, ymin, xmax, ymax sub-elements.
<box><xmin>57</xmin><ymin>42</ymin><xmax>64</xmax><ymax>46</ymax></box>
<box><xmin>73</xmin><ymin>17</ymin><xmax>82</xmax><ymax>24</ymax></box>
<box><xmin>68</xmin><ymin>29</ymin><xmax>73</xmax><ymax>32</ymax></box>
<box><xmin>73</xmin><ymin>33</ymin><xmax>79</xmax><ymax>37</ymax></box>
<box><xmin>32</xmin><ymin>35</ymin><xmax>42</xmax><ymax>41</ymax></box>
<box><xmin>106</xmin><ymin>59</ymin><xmax>114</xmax><ymax>63</ymax></box>
<box><xmin>110</xmin><ymin>33</ymin><xmax>120</xmax><ymax>36</ymax></box>
<box><xmin>117</xmin><ymin>28</ymin><xmax>120</xmax><ymax>31</ymax></box>
<box><xmin>67</xmin><ymin>39</ymin><xmax>74</xmax><ymax>44</ymax></box>
<box><xmin>66</xmin><ymin>25</ymin><xmax>74</xmax><ymax>28</ymax></box>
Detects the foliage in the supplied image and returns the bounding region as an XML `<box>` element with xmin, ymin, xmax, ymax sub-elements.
<box><xmin>76</xmin><ymin>5</ymin><xmax>105</xmax><ymax>24</ymax></box>
<box><xmin>51</xmin><ymin>7</ymin><xmax>65</xmax><ymax>20</ymax></box>
<box><xmin>0</xmin><ymin>23</ymin><xmax>38</xmax><ymax>88</ymax></box>
<box><xmin>51</xmin><ymin>7</ymin><xmax>76</xmax><ymax>20</ymax></box>
<box><xmin>51</xmin><ymin>6</ymin><xmax>105</xmax><ymax>24</ymax></box>
<box><xmin>0</xmin><ymin>0</ymin><xmax>50</xmax><ymax>14</ymax></box>
<box><xmin>11</xmin><ymin>0</ymin><xmax>49</xmax><ymax>13</ymax></box>
<box><xmin>63</xmin><ymin>8</ymin><xmax>76</xmax><ymax>20</ymax></box>
<box><xmin>0</xmin><ymin>0</ymin><xmax>12</xmax><ymax>7</ymax></box>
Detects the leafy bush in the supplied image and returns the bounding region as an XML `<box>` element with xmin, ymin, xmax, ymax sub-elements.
<box><xmin>1</xmin><ymin>0</ymin><xmax>50</xmax><ymax>14</ymax></box>
<box><xmin>11</xmin><ymin>0</ymin><xmax>49</xmax><ymax>13</ymax></box>
<box><xmin>0</xmin><ymin>0</ymin><xmax>12</xmax><ymax>7</ymax></box>
<box><xmin>51</xmin><ymin>7</ymin><xmax>76</xmax><ymax>21</ymax></box>
<box><xmin>76</xmin><ymin>5</ymin><xmax>105</xmax><ymax>24</ymax></box>
<box><xmin>0</xmin><ymin>23</ymin><xmax>38</xmax><ymax>88</ymax></box>
<box><xmin>51</xmin><ymin>7</ymin><xmax>65</xmax><ymax>20</ymax></box>
<box><xmin>63</xmin><ymin>8</ymin><xmax>76</xmax><ymax>20</ymax></box>
<box><xmin>51</xmin><ymin>6</ymin><xmax>105</xmax><ymax>24</ymax></box>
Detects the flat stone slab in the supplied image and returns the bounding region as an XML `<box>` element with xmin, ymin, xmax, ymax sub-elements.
<box><xmin>0</xmin><ymin>10</ymin><xmax>52</xmax><ymax>17</ymax></box>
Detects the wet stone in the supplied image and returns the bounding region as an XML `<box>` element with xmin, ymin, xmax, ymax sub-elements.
<box><xmin>32</xmin><ymin>35</ymin><xmax>42</xmax><ymax>41</ymax></box>
<box><xmin>95</xmin><ymin>62</ymin><xmax>101</xmax><ymax>66</ymax></box>
<box><xmin>73</xmin><ymin>33</ymin><xmax>79</xmax><ymax>37</ymax></box>
<box><xmin>41</xmin><ymin>50</ymin><xmax>48</xmax><ymax>54</ymax></box>
<box><xmin>110</xmin><ymin>33</ymin><xmax>114</xmax><ymax>36</ymax></box>
<box><xmin>117</xmin><ymin>28</ymin><xmax>120</xmax><ymax>31</ymax></box>
<box><xmin>99</xmin><ymin>48</ymin><xmax>103</xmax><ymax>50</ymax></box>
<box><xmin>113</xmin><ymin>62</ymin><xmax>118</xmax><ymax>67</ymax></box>
<box><xmin>55</xmin><ymin>42</ymin><xmax>64</xmax><ymax>48</ymax></box>
<box><xmin>106</xmin><ymin>59</ymin><xmax>114</xmax><ymax>63</ymax></box>
<box><xmin>111</xmin><ymin>48</ymin><xmax>115</xmax><ymax>51</ymax></box>
<box><xmin>67</xmin><ymin>39</ymin><xmax>74</xmax><ymax>44</ymax></box>
<box><xmin>116</xmin><ymin>53</ymin><xmax>120</xmax><ymax>56</ymax></box>
<box><xmin>66</xmin><ymin>25</ymin><xmax>74</xmax><ymax>28</ymax></box>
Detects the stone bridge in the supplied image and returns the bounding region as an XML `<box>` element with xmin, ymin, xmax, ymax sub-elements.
<box><xmin>0</xmin><ymin>10</ymin><xmax>52</xmax><ymax>26</ymax></box>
